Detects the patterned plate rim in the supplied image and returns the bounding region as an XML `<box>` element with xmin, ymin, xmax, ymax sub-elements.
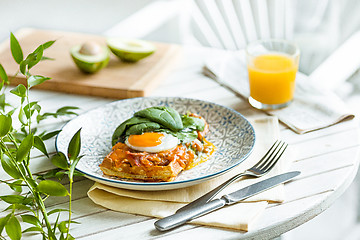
<box><xmin>55</xmin><ymin>97</ymin><xmax>256</xmax><ymax>188</ymax></box>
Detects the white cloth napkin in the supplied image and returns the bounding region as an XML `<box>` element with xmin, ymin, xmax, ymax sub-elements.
<box><xmin>87</xmin><ymin>116</ymin><xmax>294</xmax><ymax>231</ymax></box>
<box><xmin>204</xmin><ymin>51</ymin><xmax>355</xmax><ymax>134</ymax></box>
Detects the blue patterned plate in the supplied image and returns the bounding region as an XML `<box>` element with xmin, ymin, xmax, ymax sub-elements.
<box><xmin>56</xmin><ymin>97</ymin><xmax>255</xmax><ymax>190</ymax></box>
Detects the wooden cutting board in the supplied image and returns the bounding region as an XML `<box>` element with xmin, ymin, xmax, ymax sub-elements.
<box><xmin>0</xmin><ymin>28</ymin><xmax>181</xmax><ymax>99</ymax></box>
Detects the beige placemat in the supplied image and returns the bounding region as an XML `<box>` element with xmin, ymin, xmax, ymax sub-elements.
<box><xmin>88</xmin><ymin>116</ymin><xmax>294</xmax><ymax>231</ymax></box>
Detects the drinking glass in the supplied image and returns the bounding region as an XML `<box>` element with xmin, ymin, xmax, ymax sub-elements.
<box><xmin>246</xmin><ymin>39</ymin><xmax>300</xmax><ymax>110</ymax></box>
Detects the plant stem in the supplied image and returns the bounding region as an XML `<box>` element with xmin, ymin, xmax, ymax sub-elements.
<box><xmin>22</xmin><ymin>163</ymin><xmax>55</xmax><ymax>239</ymax></box>
<box><xmin>34</xmin><ymin>191</ymin><xmax>56</xmax><ymax>240</ymax></box>
<box><xmin>25</xmin><ymin>87</ymin><xmax>31</xmax><ymax>136</ymax></box>
<box><xmin>7</xmin><ymin>133</ymin><xmax>19</xmax><ymax>150</ymax></box>
<box><xmin>66</xmin><ymin>178</ymin><xmax>73</xmax><ymax>240</ymax></box>
<box><xmin>0</xmin><ymin>138</ymin><xmax>55</xmax><ymax>239</ymax></box>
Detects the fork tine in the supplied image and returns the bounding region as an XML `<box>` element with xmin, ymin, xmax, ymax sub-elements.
<box><xmin>260</xmin><ymin>141</ymin><xmax>288</xmax><ymax>172</ymax></box>
<box><xmin>252</xmin><ymin>140</ymin><xmax>281</xmax><ymax>168</ymax></box>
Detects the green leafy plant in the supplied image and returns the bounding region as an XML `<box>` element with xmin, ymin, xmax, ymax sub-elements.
<box><xmin>0</xmin><ymin>33</ymin><xmax>81</xmax><ymax>240</ymax></box>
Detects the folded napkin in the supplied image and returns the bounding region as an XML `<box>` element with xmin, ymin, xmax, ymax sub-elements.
<box><xmin>203</xmin><ymin>51</ymin><xmax>355</xmax><ymax>134</ymax></box>
<box><xmin>87</xmin><ymin>116</ymin><xmax>294</xmax><ymax>231</ymax></box>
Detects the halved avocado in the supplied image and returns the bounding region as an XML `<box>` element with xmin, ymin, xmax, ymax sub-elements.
<box><xmin>106</xmin><ymin>37</ymin><xmax>156</xmax><ymax>62</ymax></box>
<box><xmin>70</xmin><ymin>42</ymin><xmax>110</xmax><ymax>73</ymax></box>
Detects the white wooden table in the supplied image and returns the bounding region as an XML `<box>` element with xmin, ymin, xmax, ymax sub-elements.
<box><xmin>1</xmin><ymin>45</ymin><xmax>359</xmax><ymax>240</ymax></box>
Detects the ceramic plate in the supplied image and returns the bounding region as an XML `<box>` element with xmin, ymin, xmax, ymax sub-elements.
<box><xmin>55</xmin><ymin>97</ymin><xmax>255</xmax><ymax>190</ymax></box>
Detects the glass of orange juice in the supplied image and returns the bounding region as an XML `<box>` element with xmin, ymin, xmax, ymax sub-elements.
<box><xmin>246</xmin><ymin>39</ymin><xmax>300</xmax><ymax>110</ymax></box>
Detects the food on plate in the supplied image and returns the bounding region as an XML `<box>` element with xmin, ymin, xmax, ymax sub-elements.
<box><xmin>99</xmin><ymin>106</ymin><xmax>215</xmax><ymax>182</ymax></box>
<box><xmin>70</xmin><ymin>41</ymin><xmax>110</xmax><ymax>73</ymax></box>
<box><xmin>106</xmin><ymin>37</ymin><xmax>156</xmax><ymax>62</ymax></box>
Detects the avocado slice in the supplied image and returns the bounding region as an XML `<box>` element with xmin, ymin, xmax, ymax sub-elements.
<box><xmin>70</xmin><ymin>42</ymin><xmax>110</xmax><ymax>73</ymax></box>
<box><xmin>106</xmin><ymin>37</ymin><xmax>155</xmax><ymax>62</ymax></box>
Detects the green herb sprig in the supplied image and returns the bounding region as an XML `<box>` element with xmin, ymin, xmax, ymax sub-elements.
<box><xmin>0</xmin><ymin>33</ymin><xmax>81</xmax><ymax>240</ymax></box>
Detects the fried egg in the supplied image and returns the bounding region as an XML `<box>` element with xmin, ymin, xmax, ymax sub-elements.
<box><xmin>125</xmin><ymin>132</ymin><xmax>179</xmax><ymax>153</ymax></box>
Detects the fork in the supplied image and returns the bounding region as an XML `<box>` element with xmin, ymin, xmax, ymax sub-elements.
<box><xmin>176</xmin><ymin>140</ymin><xmax>288</xmax><ymax>212</ymax></box>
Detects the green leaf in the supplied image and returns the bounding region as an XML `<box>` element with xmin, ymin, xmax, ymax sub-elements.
<box><xmin>23</xmin><ymin>101</ymin><xmax>40</xmax><ymax>119</ymax></box>
<box><xmin>111</xmin><ymin>117</ymin><xmax>153</xmax><ymax>145</ymax></box>
<box><xmin>22</xmin><ymin>226</ymin><xmax>43</xmax><ymax>233</ymax></box>
<box><xmin>55</xmin><ymin>171</ymin><xmax>66</xmax><ymax>180</ymax></box>
<box><xmin>67</xmin><ymin>128</ymin><xmax>81</xmax><ymax>161</ymax></box>
<box><xmin>19</xmin><ymin>54</ymin><xmax>35</xmax><ymax>75</ymax></box>
<box><xmin>57</xmin><ymin>221</ymin><xmax>79</xmax><ymax>234</ymax></box>
<box><xmin>24</xmin><ymin>102</ymin><xmax>41</xmax><ymax>119</ymax></box>
<box><xmin>134</xmin><ymin>106</ymin><xmax>183</xmax><ymax>131</ymax></box>
<box><xmin>18</xmin><ymin>107</ymin><xmax>27</xmax><ymax>125</ymax></box>
<box><xmin>9</xmin><ymin>180</ymin><xmax>23</xmax><ymax>192</ymax></box>
<box><xmin>69</xmin><ymin>156</ymin><xmax>82</xmax><ymax>180</ymax></box>
<box><xmin>41</xmin><ymin>56</ymin><xmax>55</xmax><ymax>61</ymax></box>
<box><xmin>0</xmin><ymin>195</ymin><xmax>28</xmax><ymax>204</ymax></box>
<box><xmin>37</xmin><ymin>180</ymin><xmax>69</xmax><ymax>196</ymax></box>
<box><xmin>34</xmin><ymin>136</ymin><xmax>48</xmax><ymax>157</ymax></box>
<box><xmin>41</xmin><ymin>130</ymin><xmax>61</xmax><ymax>140</ymax></box>
<box><xmin>175</xmin><ymin>130</ymin><xmax>198</xmax><ymax>143</ymax></box>
<box><xmin>25</xmin><ymin>177</ymin><xmax>37</xmax><ymax>189</ymax></box>
<box><xmin>8</xmin><ymin>204</ymin><xmax>33</xmax><ymax>213</ymax></box>
<box><xmin>181</xmin><ymin>115</ymin><xmax>205</xmax><ymax>131</ymax></box>
<box><xmin>0</xmin><ymin>214</ymin><xmax>10</xmax><ymax>235</ymax></box>
<box><xmin>2</xmin><ymin>156</ymin><xmax>23</xmax><ymax>179</ymax></box>
<box><xmin>51</xmin><ymin>152</ymin><xmax>68</xmax><ymax>170</ymax></box>
<box><xmin>16</xmin><ymin>133</ymin><xmax>33</xmax><ymax>162</ymax></box>
<box><xmin>7</xmin><ymin>107</ymin><xmax>16</xmax><ymax>117</ymax></box>
<box><xmin>36</xmin><ymin>168</ymin><xmax>59</xmax><ymax>180</ymax></box>
<box><xmin>0</xmin><ymin>113</ymin><xmax>12</xmax><ymax>137</ymax></box>
<box><xmin>0</xmin><ymin>94</ymin><xmax>5</xmax><ymax>111</ymax></box>
<box><xmin>42</xmin><ymin>40</ymin><xmax>56</xmax><ymax>50</ymax></box>
<box><xmin>6</xmin><ymin>215</ymin><xmax>21</xmax><ymax>240</ymax></box>
<box><xmin>28</xmin><ymin>75</ymin><xmax>50</xmax><ymax>88</ymax></box>
<box><xmin>126</xmin><ymin>122</ymin><xmax>161</xmax><ymax>136</ymax></box>
<box><xmin>36</xmin><ymin>106</ymin><xmax>79</xmax><ymax>123</ymax></box>
<box><xmin>72</xmin><ymin>169</ymin><xmax>84</xmax><ymax>177</ymax></box>
<box><xmin>10</xmin><ymin>84</ymin><xmax>26</xmax><ymax>98</ymax></box>
<box><xmin>21</xmin><ymin>214</ymin><xmax>41</xmax><ymax>227</ymax></box>
<box><xmin>0</xmin><ymin>63</ymin><xmax>8</xmax><ymax>84</ymax></box>
<box><xmin>56</xmin><ymin>106</ymin><xmax>79</xmax><ymax>113</ymax></box>
<box><xmin>27</xmin><ymin>45</ymin><xmax>44</xmax><ymax>70</ymax></box>
<box><xmin>58</xmin><ymin>221</ymin><xmax>68</xmax><ymax>233</ymax></box>
<box><xmin>19</xmin><ymin>60</ymin><xmax>27</xmax><ymax>75</ymax></box>
<box><xmin>47</xmin><ymin>208</ymin><xmax>69</xmax><ymax>216</ymax></box>
<box><xmin>67</xmin><ymin>234</ymin><xmax>76</xmax><ymax>240</ymax></box>
<box><xmin>54</xmin><ymin>106</ymin><xmax>79</xmax><ymax>117</ymax></box>
<box><xmin>10</xmin><ymin>33</ymin><xmax>23</xmax><ymax>64</ymax></box>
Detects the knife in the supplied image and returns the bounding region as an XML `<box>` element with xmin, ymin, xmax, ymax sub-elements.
<box><xmin>154</xmin><ymin>171</ymin><xmax>300</xmax><ymax>231</ymax></box>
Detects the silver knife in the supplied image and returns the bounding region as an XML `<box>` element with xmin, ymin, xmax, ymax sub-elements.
<box><xmin>154</xmin><ymin>171</ymin><xmax>300</xmax><ymax>231</ymax></box>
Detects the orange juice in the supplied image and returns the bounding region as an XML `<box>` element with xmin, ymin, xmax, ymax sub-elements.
<box><xmin>247</xmin><ymin>53</ymin><xmax>297</xmax><ymax>105</ymax></box>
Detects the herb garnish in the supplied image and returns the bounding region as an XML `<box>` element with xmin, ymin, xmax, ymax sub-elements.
<box><xmin>112</xmin><ymin>106</ymin><xmax>205</xmax><ymax>145</ymax></box>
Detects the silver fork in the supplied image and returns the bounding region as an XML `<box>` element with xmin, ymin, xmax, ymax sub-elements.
<box><xmin>176</xmin><ymin>140</ymin><xmax>288</xmax><ymax>212</ymax></box>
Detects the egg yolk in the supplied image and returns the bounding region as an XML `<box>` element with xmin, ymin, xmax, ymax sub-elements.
<box><xmin>127</xmin><ymin>132</ymin><xmax>164</xmax><ymax>147</ymax></box>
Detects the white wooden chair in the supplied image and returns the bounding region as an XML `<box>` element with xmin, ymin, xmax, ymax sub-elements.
<box><xmin>181</xmin><ymin>0</ymin><xmax>293</xmax><ymax>50</ymax></box>
<box><xmin>104</xmin><ymin>0</ymin><xmax>293</xmax><ymax>50</ymax></box>
<box><xmin>104</xmin><ymin>0</ymin><xmax>360</xmax><ymax>92</ymax></box>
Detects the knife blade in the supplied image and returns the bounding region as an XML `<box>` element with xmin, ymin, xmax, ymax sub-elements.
<box><xmin>154</xmin><ymin>171</ymin><xmax>300</xmax><ymax>231</ymax></box>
